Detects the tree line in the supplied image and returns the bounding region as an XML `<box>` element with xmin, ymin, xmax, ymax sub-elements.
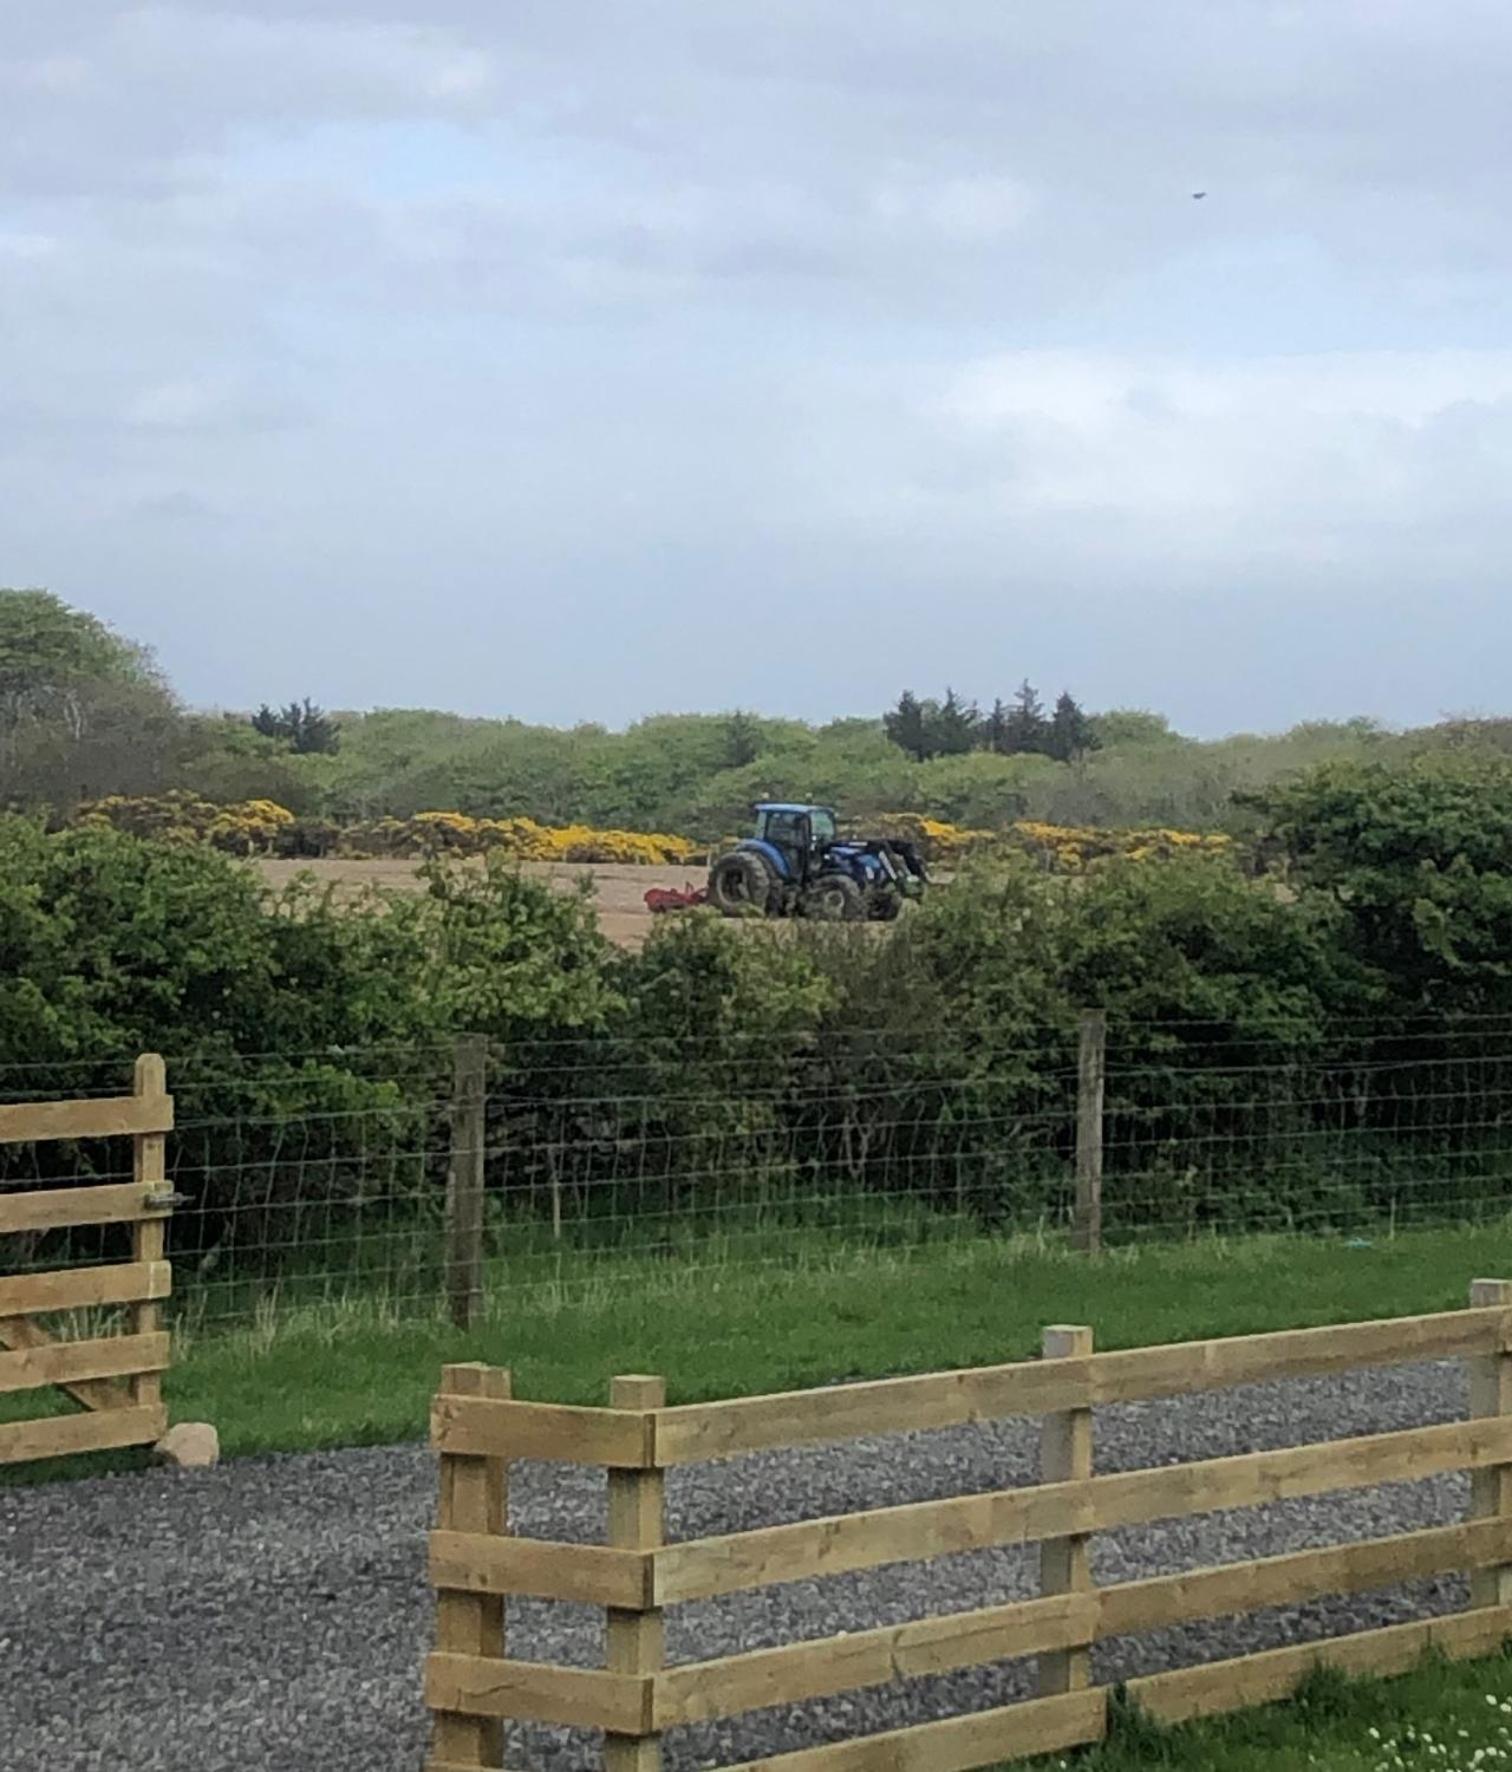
<box><xmin>13</xmin><ymin>585</ymin><xmax>1512</xmax><ymax>839</ymax></box>
<box><xmin>884</xmin><ymin>684</ymin><xmax>1098</xmax><ymax>763</ymax></box>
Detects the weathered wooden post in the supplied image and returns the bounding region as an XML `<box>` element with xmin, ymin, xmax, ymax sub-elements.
<box><xmin>1039</xmin><ymin>1323</ymin><xmax>1096</xmax><ymax>1697</ymax></box>
<box><xmin>1074</xmin><ymin>1011</ymin><xmax>1107</xmax><ymax>1255</ymax></box>
<box><xmin>132</xmin><ymin>1053</ymin><xmax>171</xmax><ymax>1413</ymax></box>
<box><xmin>605</xmin><ymin>1374</ymin><xmax>666</xmax><ymax>1771</ymax></box>
<box><xmin>430</xmin><ymin>1362</ymin><xmax>509</xmax><ymax>1769</ymax></box>
<box><xmin>446</xmin><ymin>1036</ymin><xmax>488</xmax><ymax>1330</ymax></box>
<box><xmin>1470</xmin><ymin>1278</ymin><xmax>1512</xmax><ymax>1607</ymax></box>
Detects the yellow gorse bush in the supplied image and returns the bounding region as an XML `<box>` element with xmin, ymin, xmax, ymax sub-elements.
<box><xmin>870</xmin><ymin>814</ymin><xmax>997</xmax><ymax>865</ymax></box>
<box><xmin>76</xmin><ymin>796</ymin><xmax>1226</xmax><ymax>873</ymax></box>
<box><xmin>1009</xmin><ymin>821</ymin><xmax>1232</xmax><ymax>870</ymax></box>
<box><xmin>77</xmin><ymin>797</ymin><xmax>704</xmax><ymax>866</ymax></box>
<box><xmin>78</xmin><ymin>792</ymin><xmax>296</xmax><ymax>855</ymax></box>
<box><xmin>363</xmin><ymin>813</ymin><xmax>703</xmax><ymax>865</ymax></box>
<box><xmin>873</xmin><ymin>813</ymin><xmax>1231</xmax><ymax>871</ymax></box>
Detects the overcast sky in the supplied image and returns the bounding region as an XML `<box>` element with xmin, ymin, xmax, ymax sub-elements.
<box><xmin>3</xmin><ymin>3</ymin><xmax>1511</xmax><ymax>734</ymax></box>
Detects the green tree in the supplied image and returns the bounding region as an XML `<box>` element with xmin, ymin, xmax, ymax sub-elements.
<box><xmin>1088</xmin><ymin>708</ymin><xmax>1184</xmax><ymax>749</ymax></box>
<box><xmin>928</xmin><ymin>688</ymin><xmax>981</xmax><ymax>758</ymax></box>
<box><xmin>884</xmin><ymin>690</ymin><xmax>932</xmax><ymax>762</ymax></box>
<box><xmin>1247</xmin><ymin>756</ymin><xmax>1512</xmax><ymax>1015</ymax></box>
<box><xmin>251</xmin><ymin>698</ymin><xmax>341</xmax><ymax>755</ymax></box>
<box><xmin>0</xmin><ymin>589</ymin><xmax>187</xmax><ymax>807</ymax></box>
<box><xmin>291</xmin><ymin>699</ymin><xmax>340</xmax><ymax>755</ymax></box>
<box><xmin>721</xmin><ymin>710</ymin><xmax>764</xmax><ymax>770</ymax></box>
<box><xmin>1001</xmin><ymin>680</ymin><xmax>1049</xmax><ymax>756</ymax></box>
<box><xmin>1046</xmin><ymin>691</ymin><xmax>1097</xmax><ymax>763</ymax></box>
<box><xmin>0</xmin><ymin>588</ymin><xmax>164</xmax><ymax>756</ymax></box>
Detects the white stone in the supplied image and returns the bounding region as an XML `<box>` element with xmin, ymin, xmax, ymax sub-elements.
<box><xmin>152</xmin><ymin>1422</ymin><xmax>220</xmax><ymax>1470</ymax></box>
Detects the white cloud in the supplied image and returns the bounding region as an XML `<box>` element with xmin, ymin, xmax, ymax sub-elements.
<box><xmin>4</xmin><ymin>2</ymin><xmax>1512</xmax><ymax>731</ymax></box>
<box><xmin>0</xmin><ymin>233</ymin><xmax>59</xmax><ymax>260</ymax></box>
<box><xmin>872</xmin><ymin>173</ymin><xmax>1035</xmax><ymax>241</ymax></box>
<box><xmin>23</xmin><ymin>55</ymin><xmax>92</xmax><ymax>95</ymax></box>
<box><xmin>122</xmin><ymin>376</ymin><xmax>302</xmax><ymax>434</ymax></box>
<box><xmin>926</xmin><ymin>350</ymin><xmax>1512</xmax><ymax>546</ymax></box>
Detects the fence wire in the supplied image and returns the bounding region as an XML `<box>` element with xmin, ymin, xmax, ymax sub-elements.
<box><xmin>5</xmin><ymin>1017</ymin><xmax>1512</xmax><ymax>1329</ymax></box>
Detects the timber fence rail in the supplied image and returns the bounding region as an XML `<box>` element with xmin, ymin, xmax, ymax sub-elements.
<box><xmin>0</xmin><ymin>1054</ymin><xmax>177</xmax><ymax>1466</ymax></box>
<box><xmin>424</xmin><ymin>1282</ymin><xmax>1512</xmax><ymax>1770</ymax></box>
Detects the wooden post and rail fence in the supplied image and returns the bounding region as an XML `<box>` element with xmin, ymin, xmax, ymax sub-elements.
<box><xmin>0</xmin><ymin>1054</ymin><xmax>179</xmax><ymax>1466</ymax></box>
<box><xmin>424</xmin><ymin>1280</ymin><xmax>1512</xmax><ymax>1771</ymax></box>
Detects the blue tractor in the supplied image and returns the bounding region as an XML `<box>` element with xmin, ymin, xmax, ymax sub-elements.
<box><xmin>705</xmin><ymin>802</ymin><xmax>929</xmax><ymax>922</ymax></box>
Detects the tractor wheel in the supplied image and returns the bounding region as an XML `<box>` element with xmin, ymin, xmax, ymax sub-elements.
<box><xmin>869</xmin><ymin>889</ymin><xmax>904</xmax><ymax>922</ymax></box>
<box><xmin>707</xmin><ymin>850</ymin><xmax>775</xmax><ymax>917</ymax></box>
<box><xmin>800</xmin><ymin>874</ymin><xmax>866</xmax><ymax>922</ymax></box>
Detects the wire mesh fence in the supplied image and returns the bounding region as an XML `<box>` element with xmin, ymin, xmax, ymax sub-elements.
<box><xmin>5</xmin><ymin>1014</ymin><xmax>1512</xmax><ymax>1332</ymax></box>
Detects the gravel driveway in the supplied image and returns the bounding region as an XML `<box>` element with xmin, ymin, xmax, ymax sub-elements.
<box><xmin>0</xmin><ymin>1360</ymin><xmax>1481</xmax><ymax>1771</ymax></box>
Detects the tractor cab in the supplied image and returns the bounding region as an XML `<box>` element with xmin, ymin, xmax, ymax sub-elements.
<box><xmin>752</xmin><ymin>802</ymin><xmax>837</xmax><ymax>879</ymax></box>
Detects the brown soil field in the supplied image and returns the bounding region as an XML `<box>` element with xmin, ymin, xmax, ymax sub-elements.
<box><xmin>253</xmin><ymin>857</ymin><xmax>711</xmax><ymax>950</ymax></box>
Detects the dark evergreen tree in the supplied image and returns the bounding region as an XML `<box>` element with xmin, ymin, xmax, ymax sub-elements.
<box><xmin>1001</xmin><ymin>680</ymin><xmax>1049</xmax><ymax>755</ymax></box>
<box><xmin>290</xmin><ymin>699</ymin><xmax>340</xmax><ymax>755</ymax></box>
<box><xmin>250</xmin><ymin>698</ymin><xmax>340</xmax><ymax>754</ymax></box>
<box><xmin>884</xmin><ymin>690</ymin><xmax>932</xmax><ymax>761</ymax></box>
<box><xmin>1047</xmin><ymin>691</ymin><xmax>1097</xmax><ymax>763</ymax></box>
<box><xmin>929</xmin><ymin>687</ymin><xmax>981</xmax><ymax>757</ymax></box>
<box><xmin>984</xmin><ymin>697</ymin><xmax>1010</xmax><ymax>755</ymax></box>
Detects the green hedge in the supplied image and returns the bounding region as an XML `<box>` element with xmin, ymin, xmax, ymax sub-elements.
<box><xmin>8</xmin><ymin>751</ymin><xmax>1512</xmax><ymax>1278</ymax></box>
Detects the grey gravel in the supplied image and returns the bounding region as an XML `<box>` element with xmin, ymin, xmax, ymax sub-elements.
<box><xmin>0</xmin><ymin>1360</ymin><xmax>1480</xmax><ymax>1770</ymax></box>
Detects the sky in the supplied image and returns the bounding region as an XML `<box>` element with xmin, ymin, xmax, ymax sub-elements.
<box><xmin>2</xmin><ymin>2</ymin><xmax>1511</xmax><ymax>736</ymax></box>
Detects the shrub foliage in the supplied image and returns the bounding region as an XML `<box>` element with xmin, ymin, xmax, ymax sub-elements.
<box><xmin>9</xmin><ymin>753</ymin><xmax>1512</xmax><ymax>1277</ymax></box>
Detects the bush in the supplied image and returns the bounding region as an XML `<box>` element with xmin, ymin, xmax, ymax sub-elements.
<box><xmin>0</xmin><ymin>819</ymin><xmax>620</xmax><ymax>1260</ymax></box>
<box><xmin>77</xmin><ymin>791</ymin><xmax>296</xmax><ymax>855</ymax></box>
<box><xmin>13</xmin><ymin>774</ymin><xmax>1512</xmax><ymax>1276</ymax></box>
<box><xmin>1248</xmin><ymin>755</ymin><xmax>1512</xmax><ymax>1016</ymax></box>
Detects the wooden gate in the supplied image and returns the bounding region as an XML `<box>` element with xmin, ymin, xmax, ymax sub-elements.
<box><xmin>0</xmin><ymin>1054</ymin><xmax>176</xmax><ymax>1466</ymax></box>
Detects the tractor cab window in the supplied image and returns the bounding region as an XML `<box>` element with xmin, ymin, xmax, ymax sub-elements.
<box><xmin>809</xmin><ymin>809</ymin><xmax>837</xmax><ymax>847</ymax></box>
<box><xmin>763</xmin><ymin>810</ymin><xmax>808</xmax><ymax>853</ymax></box>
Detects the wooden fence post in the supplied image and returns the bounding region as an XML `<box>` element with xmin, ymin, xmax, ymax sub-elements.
<box><xmin>1469</xmin><ymin>1278</ymin><xmax>1512</xmax><ymax>1608</ymax></box>
<box><xmin>446</xmin><ymin>1036</ymin><xmax>488</xmax><ymax>1331</ymax></box>
<box><xmin>1039</xmin><ymin>1323</ymin><xmax>1095</xmax><ymax>1697</ymax></box>
<box><xmin>132</xmin><ymin>1054</ymin><xmax>170</xmax><ymax>1414</ymax></box>
<box><xmin>431</xmin><ymin>1362</ymin><xmax>509</xmax><ymax>1770</ymax></box>
<box><xmin>1074</xmin><ymin>1011</ymin><xmax>1107</xmax><ymax>1256</ymax></box>
<box><xmin>606</xmin><ymin>1374</ymin><xmax>666</xmax><ymax>1772</ymax></box>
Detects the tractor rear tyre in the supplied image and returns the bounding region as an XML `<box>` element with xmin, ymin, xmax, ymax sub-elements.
<box><xmin>801</xmin><ymin>875</ymin><xmax>866</xmax><ymax>922</ymax></box>
<box><xmin>707</xmin><ymin>850</ymin><xmax>775</xmax><ymax>917</ymax></box>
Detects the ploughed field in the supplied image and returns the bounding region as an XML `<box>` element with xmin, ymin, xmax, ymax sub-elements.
<box><xmin>254</xmin><ymin>857</ymin><xmax>718</xmax><ymax>950</ymax></box>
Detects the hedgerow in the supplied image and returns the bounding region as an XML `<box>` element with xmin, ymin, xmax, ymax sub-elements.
<box><xmin>9</xmin><ymin>753</ymin><xmax>1512</xmax><ymax>1273</ymax></box>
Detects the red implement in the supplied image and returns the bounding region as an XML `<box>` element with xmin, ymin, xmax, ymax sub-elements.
<box><xmin>644</xmin><ymin>882</ymin><xmax>708</xmax><ymax>913</ymax></box>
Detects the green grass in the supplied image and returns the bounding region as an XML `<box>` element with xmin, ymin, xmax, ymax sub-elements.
<box><xmin>160</xmin><ymin>1218</ymin><xmax>1512</xmax><ymax>1458</ymax></box>
<box><xmin>8</xmin><ymin>1215</ymin><xmax>1512</xmax><ymax>1476</ymax></box>
<box><xmin>1024</xmin><ymin>1652</ymin><xmax>1512</xmax><ymax>1770</ymax></box>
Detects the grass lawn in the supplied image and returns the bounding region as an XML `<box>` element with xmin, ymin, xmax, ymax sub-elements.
<box><xmin>107</xmin><ymin>1215</ymin><xmax>1512</xmax><ymax>1459</ymax></box>
<box><xmin>1024</xmin><ymin>1652</ymin><xmax>1512</xmax><ymax>1770</ymax></box>
<box><xmin>7</xmin><ymin>1217</ymin><xmax>1512</xmax><ymax>1477</ymax></box>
